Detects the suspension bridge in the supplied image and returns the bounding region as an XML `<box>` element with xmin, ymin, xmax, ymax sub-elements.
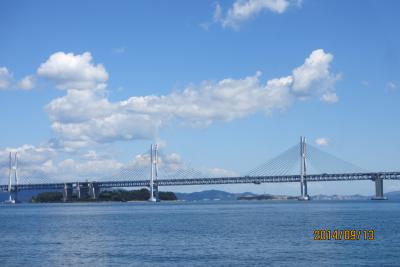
<box><xmin>1</xmin><ymin>137</ymin><xmax>399</xmax><ymax>203</ymax></box>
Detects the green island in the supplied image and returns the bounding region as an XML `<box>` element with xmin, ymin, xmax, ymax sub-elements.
<box><xmin>238</xmin><ymin>194</ymin><xmax>298</xmax><ymax>200</ymax></box>
<box><xmin>30</xmin><ymin>189</ymin><xmax>177</xmax><ymax>203</ymax></box>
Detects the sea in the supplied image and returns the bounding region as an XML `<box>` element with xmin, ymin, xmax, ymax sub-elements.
<box><xmin>0</xmin><ymin>200</ymin><xmax>399</xmax><ymax>267</ymax></box>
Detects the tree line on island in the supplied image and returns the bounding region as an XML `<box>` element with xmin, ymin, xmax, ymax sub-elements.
<box><xmin>28</xmin><ymin>189</ymin><xmax>397</xmax><ymax>203</ymax></box>
<box><xmin>30</xmin><ymin>189</ymin><xmax>177</xmax><ymax>203</ymax></box>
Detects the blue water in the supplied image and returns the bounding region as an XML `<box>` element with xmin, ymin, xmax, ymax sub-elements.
<box><xmin>0</xmin><ymin>200</ymin><xmax>399</xmax><ymax>266</ymax></box>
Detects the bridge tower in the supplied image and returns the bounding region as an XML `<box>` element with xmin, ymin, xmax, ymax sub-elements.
<box><xmin>5</xmin><ymin>152</ymin><xmax>18</xmax><ymax>204</ymax></box>
<box><xmin>6</xmin><ymin>152</ymin><xmax>15</xmax><ymax>203</ymax></box>
<box><xmin>299</xmin><ymin>137</ymin><xmax>310</xmax><ymax>201</ymax></box>
<box><xmin>14</xmin><ymin>152</ymin><xmax>19</xmax><ymax>202</ymax></box>
<box><xmin>148</xmin><ymin>144</ymin><xmax>159</xmax><ymax>202</ymax></box>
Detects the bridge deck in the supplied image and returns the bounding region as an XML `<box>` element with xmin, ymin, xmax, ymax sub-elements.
<box><xmin>1</xmin><ymin>172</ymin><xmax>400</xmax><ymax>191</ymax></box>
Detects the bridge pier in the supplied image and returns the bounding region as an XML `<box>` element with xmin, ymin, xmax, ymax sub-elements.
<box><xmin>13</xmin><ymin>186</ymin><xmax>19</xmax><ymax>203</ymax></box>
<box><xmin>88</xmin><ymin>182</ymin><xmax>100</xmax><ymax>199</ymax></box>
<box><xmin>372</xmin><ymin>176</ymin><xmax>387</xmax><ymax>200</ymax></box>
<box><xmin>148</xmin><ymin>144</ymin><xmax>159</xmax><ymax>202</ymax></box>
<box><xmin>76</xmin><ymin>182</ymin><xmax>81</xmax><ymax>200</ymax></box>
<box><xmin>63</xmin><ymin>183</ymin><xmax>73</xmax><ymax>202</ymax></box>
<box><xmin>154</xmin><ymin>183</ymin><xmax>159</xmax><ymax>202</ymax></box>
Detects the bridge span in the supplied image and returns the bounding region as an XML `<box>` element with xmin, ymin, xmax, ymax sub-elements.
<box><xmin>1</xmin><ymin>138</ymin><xmax>399</xmax><ymax>202</ymax></box>
<box><xmin>2</xmin><ymin>172</ymin><xmax>399</xmax><ymax>202</ymax></box>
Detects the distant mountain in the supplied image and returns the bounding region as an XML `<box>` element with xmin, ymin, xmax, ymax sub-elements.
<box><xmin>175</xmin><ymin>190</ymin><xmax>256</xmax><ymax>201</ymax></box>
<box><xmin>238</xmin><ymin>194</ymin><xmax>298</xmax><ymax>200</ymax></box>
<box><xmin>175</xmin><ymin>190</ymin><xmax>400</xmax><ymax>201</ymax></box>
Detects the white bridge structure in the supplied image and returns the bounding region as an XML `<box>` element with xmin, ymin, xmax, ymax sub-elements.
<box><xmin>1</xmin><ymin>137</ymin><xmax>399</xmax><ymax>202</ymax></box>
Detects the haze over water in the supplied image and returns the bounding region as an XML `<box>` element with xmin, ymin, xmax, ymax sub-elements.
<box><xmin>0</xmin><ymin>201</ymin><xmax>399</xmax><ymax>266</ymax></box>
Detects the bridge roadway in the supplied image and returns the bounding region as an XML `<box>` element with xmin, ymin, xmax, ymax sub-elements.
<box><xmin>1</xmin><ymin>171</ymin><xmax>400</xmax><ymax>192</ymax></box>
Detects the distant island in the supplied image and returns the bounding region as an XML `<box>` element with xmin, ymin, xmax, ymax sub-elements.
<box><xmin>238</xmin><ymin>194</ymin><xmax>298</xmax><ymax>200</ymax></box>
<box><xmin>175</xmin><ymin>190</ymin><xmax>400</xmax><ymax>201</ymax></box>
<box><xmin>176</xmin><ymin>190</ymin><xmax>299</xmax><ymax>201</ymax></box>
<box><xmin>30</xmin><ymin>189</ymin><xmax>177</xmax><ymax>203</ymax></box>
<box><xmin>2</xmin><ymin>189</ymin><xmax>399</xmax><ymax>203</ymax></box>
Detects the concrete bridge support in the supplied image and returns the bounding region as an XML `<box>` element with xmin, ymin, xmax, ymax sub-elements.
<box><xmin>372</xmin><ymin>177</ymin><xmax>387</xmax><ymax>200</ymax></box>
<box><xmin>148</xmin><ymin>144</ymin><xmax>159</xmax><ymax>202</ymax></box>
<box><xmin>88</xmin><ymin>183</ymin><xmax>100</xmax><ymax>199</ymax></box>
<box><xmin>76</xmin><ymin>182</ymin><xmax>81</xmax><ymax>200</ymax></box>
<box><xmin>62</xmin><ymin>183</ymin><xmax>73</xmax><ymax>202</ymax></box>
<box><xmin>154</xmin><ymin>184</ymin><xmax>159</xmax><ymax>202</ymax></box>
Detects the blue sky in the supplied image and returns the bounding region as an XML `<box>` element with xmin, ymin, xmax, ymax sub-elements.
<box><xmin>0</xmin><ymin>0</ymin><xmax>399</xmax><ymax>195</ymax></box>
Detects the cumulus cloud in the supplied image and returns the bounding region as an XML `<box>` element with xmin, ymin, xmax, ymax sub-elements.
<box><xmin>57</xmin><ymin>158</ymin><xmax>123</xmax><ymax>180</ymax></box>
<box><xmin>39</xmin><ymin>49</ymin><xmax>338</xmax><ymax>151</ymax></box>
<box><xmin>0</xmin><ymin>143</ymin><xmax>212</xmax><ymax>183</ymax></box>
<box><xmin>120</xmin><ymin>72</ymin><xmax>293</xmax><ymax>124</ymax></box>
<box><xmin>46</xmin><ymin>92</ymin><xmax>160</xmax><ymax>151</ymax></box>
<box><xmin>321</xmin><ymin>91</ymin><xmax>338</xmax><ymax>103</ymax></box>
<box><xmin>0</xmin><ymin>144</ymin><xmax>57</xmax><ymax>184</ymax></box>
<box><xmin>0</xmin><ymin>144</ymin><xmax>55</xmax><ymax>166</ymax></box>
<box><xmin>215</xmin><ymin>0</ymin><xmax>297</xmax><ymax>29</ymax></box>
<box><xmin>292</xmin><ymin>49</ymin><xmax>339</xmax><ymax>97</ymax></box>
<box><xmin>0</xmin><ymin>143</ymin><xmax>128</xmax><ymax>183</ymax></box>
<box><xmin>0</xmin><ymin>138</ymin><xmax>292</xmax><ymax>184</ymax></box>
<box><xmin>315</xmin><ymin>137</ymin><xmax>330</xmax><ymax>146</ymax></box>
<box><xmin>0</xmin><ymin>67</ymin><xmax>12</xmax><ymax>89</ymax></box>
<box><xmin>0</xmin><ymin>69</ymin><xmax>36</xmax><ymax>91</ymax></box>
<box><xmin>123</xmin><ymin>151</ymin><xmax>186</xmax><ymax>174</ymax></box>
<box><xmin>386</xmin><ymin>81</ymin><xmax>398</xmax><ymax>91</ymax></box>
<box><xmin>37</xmin><ymin>52</ymin><xmax>108</xmax><ymax>90</ymax></box>
<box><xmin>18</xmin><ymin>75</ymin><xmax>35</xmax><ymax>90</ymax></box>
<box><xmin>0</xmin><ymin>143</ymin><xmax>129</xmax><ymax>183</ymax></box>
<box><xmin>207</xmin><ymin>167</ymin><xmax>239</xmax><ymax>177</ymax></box>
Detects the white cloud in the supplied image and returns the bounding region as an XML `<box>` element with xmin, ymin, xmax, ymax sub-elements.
<box><xmin>321</xmin><ymin>91</ymin><xmax>338</xmax><ymax>103</ymax></box>
<box><xmin>83</xmin><ymin>150</ymin><xmax>99</xmax><ymax>160</ymax></box>
<box><xmin>386</xmin><ymin>81</ymin><xmax>398</xmax><ymax>91</ymax></box>
<box><xmin>207</xmin><ymin>167</ymin><xmax>239</xmax><ymax>177</ymax></box>
<box><xmin>120</xmin><ymin>72</ymin><xmax>293</xmax><ymax>123</ymax></box>
<box><xmin>0</xmin><ymin>145</ymin><xmax>237</xmax><ymax>183</ymax></box>
<box><xmin>292</xmin><ymin>49</ymin><xmax>339</xmax><ymax>97</ymax></box>
<box><xmin>18</xmin><ymin>75</ymin><xmax>35</xmax><ymax>90</ymax></box>
<box><xmin>315</xmin><ymin>137</ymin><xmax>330</xmax><ymax>146</ymax></box>
<box><xmin>0</xmin><ymin>67</ymin><xmax>12</xmax><ymax>89</ymax></box>
<box><xmin>0</xmin><ymin>144</ymin><xmax>55</xmax><ymax>166</ymax></box>
<box><xmin>37</xmin><ymin>52</ymin><xmax>108</xmax><ymax>90</ymax></box>
<box><xmin>214</xmin><ymin>2</ymin><xmax>223</xmax><ymax>22</ymax></box>
<box><xmin>57</xmin><ymin>158</ymin><xmax>123</xmax><ymax>179</ymax></box>
<box><xmin>0</xmin><ymin>144</ymin><xmax>57</xmax><ymax>184</ymax></box>
<box><xmin>0</xmin><ymin>143</ymin><xmax>134</xmax><ymax>183</ymax></box>
<box><xmin>39</xmin><ymin>49</ymin><xmax>338</xmax><ymax>151</ymax></box>
<box><xmin>216</xmin><ymin>0</ymin><xmax>296</xmax><ymax>29</ymax></box>
<box><xmin>46</xmin><ymin>89</ymin><xmax>114</xmax><ymax>123</ymax></box>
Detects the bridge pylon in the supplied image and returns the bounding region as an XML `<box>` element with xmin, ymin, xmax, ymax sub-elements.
<box><xmin>148</xmin><ymin>144</ymin><xmax>159</xmax><ymax>202</ymax></box>
<box><xmin>4</xmin><ymin>152</ymin><xmax>18</xmax><ymax>204</ymax></box>
<box><xmin>298</xmin><ymin>137</ymin><xmax>310</xmax><ymax>201</ymax></box>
